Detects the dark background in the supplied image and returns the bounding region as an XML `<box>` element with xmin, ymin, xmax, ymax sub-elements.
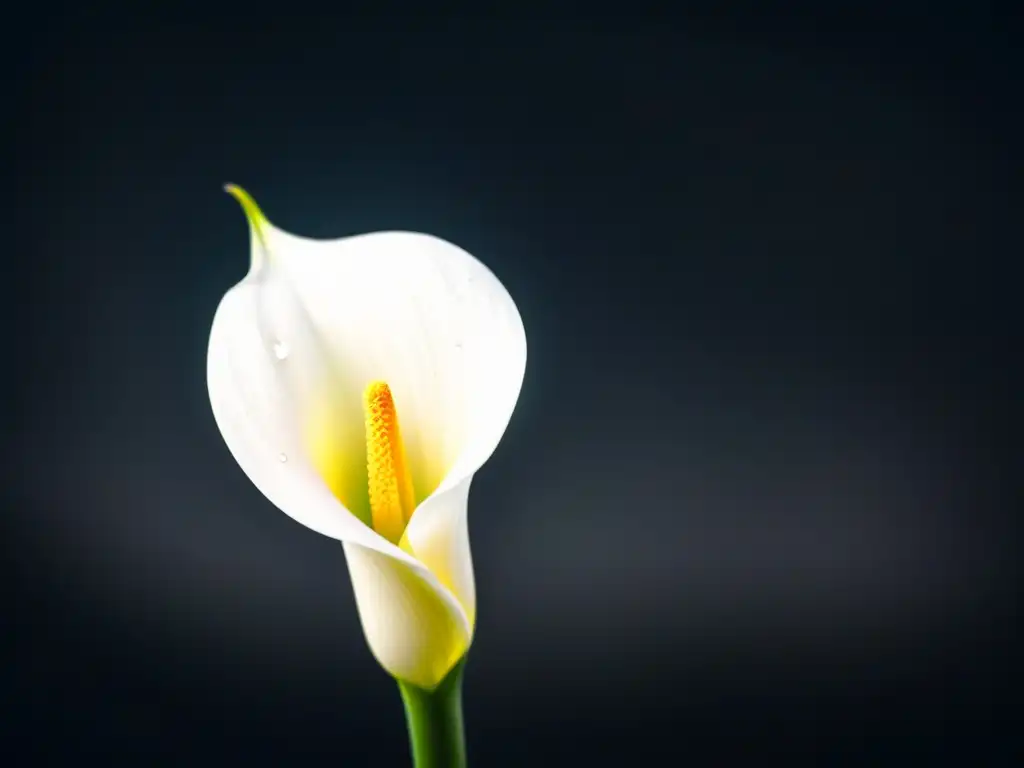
<box><xmin>8</xmin><ymin>5</ymin><xmax>1020</xmax><ymax>765</ymax></box>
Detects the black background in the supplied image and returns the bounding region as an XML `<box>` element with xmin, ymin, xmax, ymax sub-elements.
<box><xmin>8</xmin><ymin>5</ymin><xmax>1020</xmax><ymax>765</ymax></box>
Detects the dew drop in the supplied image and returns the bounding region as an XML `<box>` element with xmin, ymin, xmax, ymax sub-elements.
<box><xmin>272</xmin><ymin>339</ymin><xmax>290</xmax><ymax>360</ymax></box>
<box><xmin>278</xmin><ymin>453</ymin><xmax>288</xmax><ymax>463</ymax></box>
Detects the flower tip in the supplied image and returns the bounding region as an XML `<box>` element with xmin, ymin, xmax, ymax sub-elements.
<box><xmin>223</xmin><ymin>183</ymin><xmax>269</xmax><ymax>248</ymax></box>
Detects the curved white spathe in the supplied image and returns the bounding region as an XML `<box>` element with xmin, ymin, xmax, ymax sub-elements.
<box><xmin>206</xmin><ymin>186</ymin><xmax>526</xmax><ymax>689</ymax></box>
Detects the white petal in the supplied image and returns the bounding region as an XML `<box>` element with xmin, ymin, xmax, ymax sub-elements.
<box><xmin>208</xmin><ymin>272</ymin><xmax>474</xmax><ymax>686</ymax></box>
<box><xmin>207</xmin><ymin>189</ymin><xmax>525</xmax><ymax>687</ymax></box>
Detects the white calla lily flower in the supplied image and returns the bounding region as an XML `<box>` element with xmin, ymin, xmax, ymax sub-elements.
<box><xmin>207</xmin><ymin>186</ymin><xmax>526</xmax><ymax>690</ymax></box>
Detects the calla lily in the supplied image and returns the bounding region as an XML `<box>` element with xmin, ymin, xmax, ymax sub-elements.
<box><xmin>207</xmin><ymin>186</ymin><xmax>526</xmax><ymax>693</ymax></box>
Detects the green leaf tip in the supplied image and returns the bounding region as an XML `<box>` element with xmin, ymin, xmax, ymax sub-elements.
<box><xmin>223</xmin><ymin>183</ymin><xmax>269</xmax><ymax>250</ymax></box>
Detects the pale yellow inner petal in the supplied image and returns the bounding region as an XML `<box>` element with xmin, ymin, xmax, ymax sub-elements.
<box><xmin>305</xmin><ymin>391</ymin><xmax>371</xmax><ymax>528</ymax></box>
<box><xmin>305</xmin><ymin>379</ymin><xmax>446</xmax><ymax>542</ymax></box>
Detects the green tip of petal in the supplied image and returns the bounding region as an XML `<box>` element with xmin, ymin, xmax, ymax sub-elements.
<box><xmin>223</xmin><ymin>183</ymin><xmax>269</xmax><ymax>250</ymax></box>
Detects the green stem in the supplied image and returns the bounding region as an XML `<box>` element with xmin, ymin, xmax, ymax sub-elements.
<box><xmin>398</xmin><ymin>658</ymin><xmax>468</xmax><ymax>768</ymax></box>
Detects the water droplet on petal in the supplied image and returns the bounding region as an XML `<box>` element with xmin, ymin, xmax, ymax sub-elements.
<box><xmin>278</xmin><ymin>453</ymin><xmax>288</xmax><ymax>463</ymax></box>
<box><xmin>273</xmin><ymin>339</ymin><xmax>290</xmax><ymax>360</ymax></box>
